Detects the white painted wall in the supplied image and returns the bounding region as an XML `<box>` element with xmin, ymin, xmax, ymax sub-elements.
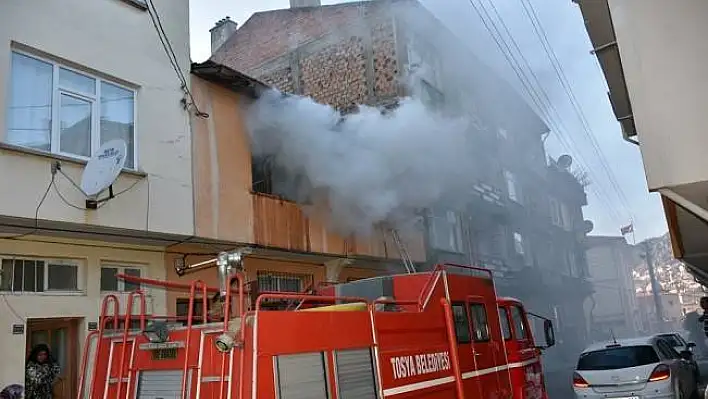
<box><xmin>608</xmin><ymin>0</ymin><xmax>708</xmax><ymax>190</ymax></box>
<box><xmin>0</xmin><ymin>238</ymin><xmax>167</xmax><ymax>388</ymax></box>
<box><xmin>0</xmin><ymin>0</ymin><xmax>193</xmax><ymax>235</ymax></box>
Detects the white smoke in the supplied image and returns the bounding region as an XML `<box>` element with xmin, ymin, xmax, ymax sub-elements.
<box><xmin>246</xmin><ymin>89</ymin><xmax>478</xmax><ymax>236</ymax></box>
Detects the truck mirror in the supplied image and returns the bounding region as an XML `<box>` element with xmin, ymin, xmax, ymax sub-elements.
<box><xmin>544</xmin><ymin>319</ymin><xmax>555</xmax><ymax>348</ymax></box>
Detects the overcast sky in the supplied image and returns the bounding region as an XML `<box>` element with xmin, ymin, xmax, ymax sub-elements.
<box><xmin>189</xmin><ymin>0</ymin><xmax>667</xmax><ymax>242</ymax></box>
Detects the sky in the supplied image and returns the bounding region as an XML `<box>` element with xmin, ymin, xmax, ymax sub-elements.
<box><xmin>188</xmin><ymin>0</ymin><xmax>668</xmax><ymax>242</ymax></box>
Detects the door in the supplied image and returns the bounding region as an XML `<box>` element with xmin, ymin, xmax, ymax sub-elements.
<box><xmin>467</xmin><ymin>296</ymin><xmax>502</xmax><ymax>398</ymax></box>
<box><xmin>26</xmin><ymin>318</ymin><xmax>80</xmax><ymax>399</ymax></box>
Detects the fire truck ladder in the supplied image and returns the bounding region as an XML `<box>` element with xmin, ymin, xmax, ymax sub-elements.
<box><xmin>389</xmin><ymin>228</ymin><xmax>416</xmax><ymax>274</ymax></box>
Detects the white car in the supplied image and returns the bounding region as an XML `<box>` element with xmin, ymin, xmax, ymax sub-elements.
<box><xmin>573</xmin><ymin>336</ymin><xmax>699</xmax><ymax>399</ymax></box>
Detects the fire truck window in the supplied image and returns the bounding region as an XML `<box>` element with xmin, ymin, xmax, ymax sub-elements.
<box><xmin>498</xmin><ymin>307</ymin><xmax>512</xmax><ymax>340</ymax></box>
<box><xmin>452</xmin><ymin>303</ymin><xmax>471</xmax><ymax>344</ymax></box>
<box><xmin>511</xmin><ymin>306</ymin><xmax>528</xmax><ymax>341</ymax></box>
<box><xmin>469</xmin><ymin>303</ymin><xmax>490</xmax><ymax>342</ymax></box>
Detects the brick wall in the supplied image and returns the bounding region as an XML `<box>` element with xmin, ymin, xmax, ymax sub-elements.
<box><xmin>214</xmin><ymin>2</ymin><xmax>405</xmax><ymax>110</ymax></box>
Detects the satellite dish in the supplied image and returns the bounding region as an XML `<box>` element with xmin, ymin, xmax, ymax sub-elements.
<box><xmin>557</xmin><ymin>154</ymin><xmax>573</xmax><ymax>169</ymax></box>
<box><xmin>583</xmin><ymin>220</ymin><xmax>594</xmax><ymax>234</ymax></box>
<box><xmin>80</xmin><ymin>140</ymin><xmax>127</xmax><ymax>208</ymax></box>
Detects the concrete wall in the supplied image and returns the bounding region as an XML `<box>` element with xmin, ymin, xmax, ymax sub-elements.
<box><xmin>0</xmin><ymin>238</ymin><xmax>166</xmax><ymax>387</ymax></box>
<box><xmin>608</xmin><ymin>0</ymin><xmax>708</xmax><ymax>189</ymax></box>
<box><xmin>0</xmin><ymin>0</ymin><xmax>194</xmax><ymax>235</ymax></box>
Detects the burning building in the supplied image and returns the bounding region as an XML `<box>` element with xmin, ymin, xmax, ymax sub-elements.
<box><xmin>210</xmin><ymin>0</ymin><xmax>592</xmax><ymax>372</ymax></box>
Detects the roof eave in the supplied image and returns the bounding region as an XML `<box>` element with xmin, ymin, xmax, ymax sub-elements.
<box><xmin>190</xmin><ymin>60</ymin><xmax>270</xmax><ymax>99</ymax></box>
<box><xmin>575</xmin><ymin>0</ymin><xmax>638</xmax><ymax>146</ymax></box>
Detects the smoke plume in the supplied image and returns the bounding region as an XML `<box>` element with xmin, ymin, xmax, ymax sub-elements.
<box><xmin>246</xmin><ymin>89</ymin><xmax>476</xmax><ymax>236</ymax></box>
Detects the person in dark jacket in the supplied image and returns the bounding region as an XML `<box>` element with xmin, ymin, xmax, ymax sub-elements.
<box><xmin>25</xmin><ymin>344</ymin><xmax>60</xmax><ymax>399</ymax></box>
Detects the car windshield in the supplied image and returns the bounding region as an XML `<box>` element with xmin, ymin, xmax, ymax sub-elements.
<box><xmin>577</xmin><ymin>345</ymin><xmax>660</xmax><ymax>371</ymax></box>
<box><xmin>658</xmin><ymin>335</ymin><xmax>682</xmax><ymax>347</ymax></box>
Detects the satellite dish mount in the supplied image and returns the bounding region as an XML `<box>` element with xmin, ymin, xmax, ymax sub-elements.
<box><xmin>80</xmin><ymin>140</ymin><xmax>128</xmax><ymax>210</ymax></box>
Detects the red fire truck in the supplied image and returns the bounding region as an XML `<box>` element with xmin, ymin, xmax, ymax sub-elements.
<box><xmin>77</xmin><ymin>250</ymin><xmax>556</xmax><ymax>399</ymax></box>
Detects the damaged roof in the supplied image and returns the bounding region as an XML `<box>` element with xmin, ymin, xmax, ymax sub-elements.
<box><xmin>190</xmin><ymin>60</ymin><xmax>269</xmax><ymax>98</ymax></box>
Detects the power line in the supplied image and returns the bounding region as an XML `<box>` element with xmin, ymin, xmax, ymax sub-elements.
<box><xmin>517</xmin><ymin>0</ymin><xmax>635</xmax><ymax>221</ymax></box>
<box><xmin>466</xmin><ymin>0</ymin><xmax>625</xmax><ymax>223</ymax></box>
<box><xmin>145</xmin><ymin>0</ymin><xmax>208</xmax><ymax>118</ymax></box>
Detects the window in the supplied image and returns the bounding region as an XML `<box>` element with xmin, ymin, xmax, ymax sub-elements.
<box><xmin>550</xmin><ymin>198</ymin><xmax>572</xmax><ymax>230</ymax></box>
<box><xmin>498</xmin><ymin>307</ymin><xmax>512</xmax><ymax>340</ymax></box>
<box><xmin>469</xmin><ymin>303</ymin><xmax>490</xmax><ymax>342</ymax></box>
<box><xmin>256</xmin><ymin>272</ymin><xmax>307</xmax><ymax>293</ymax></box>
<box><xmin>0</xmin><ymin>258</ymin><xmax>80</xmax><ymax>293</ymax></box>
<box><xmin>511</xmin><ymin>306</ymin><xmax>528</xmax><ymax>341</ymax></box>
<box><xmin>513</xmin><ymin>232</ymin><xmax>524</xmax><ymax>255</ymax></box>
<box><xmin>577</xmin><ymin>346</ymin><xmax>659</xmax><ymax>370</ymax></box>
<box><xmin>7</xmin><ymin>51</ymin><xmax>136</xmax><ymax>168</ymax></box>
<box><xmin>504</xmin><ymin>171</ymin><xmax>520</xmax><ymax>203</ymax></box>
<box><xmin>452</xmin><ymin>303</ymin><xmax>471</xmax><ymax>344</ymax></box>
<box><xmin>429</xmin><ymin>208</ymin><xmax>464</xmax><ymax>253</ymax></box>
<box><xmin>100</xmin><ymin>265</ymin><xmax>142</xmax><ymax>292</ymax></box>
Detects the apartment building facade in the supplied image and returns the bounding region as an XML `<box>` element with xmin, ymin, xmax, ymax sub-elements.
<box><xmin>585</xmin><ymin>236</ymin><xmax>642</xmax><ymax>340</ymax></box>
<box><xmin>210</xmin><ymin>0</ymin><xmax>592</xmax><ymax>367</ymax></box>
<box><xmin>575</xmin><ymin>0</ymin><xmax>708</xmax><ymax>285</ymax></box>
<box><xmin>0</xmin><ymin>0</ymin><xmax>193</xmax><ymax>393</ymax></box>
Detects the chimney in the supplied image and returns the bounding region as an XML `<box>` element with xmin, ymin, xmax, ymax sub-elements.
<box><xmin>289</xmin><ymin>0</ymin><xmax>321</xmax><ymax>8</ymax></box>
<box><xmin>210</xmin><ymin>17</ymin><xmax>238</xmax><ymax>54</ymax></box>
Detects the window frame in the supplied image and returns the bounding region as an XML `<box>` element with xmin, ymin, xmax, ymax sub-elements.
<box><xmin>513</xmin><ymin>231</ymin><xmax>525</xmax><ymax>255</ymax></box>
<box><xmin>510</xmin><ymin>305</ymin><xmax>529</xmax><ymax>342</ymax></box>
<box><xmin>100</xmin><ymin>263</ymin><xmax>145</xmax><ymax>293</ymax></box>
<box><xmin>428</xmin><ymin>208</ymin><xmax>464</xmax><ymax>253</ymax></box>
<box><xmin>451</xmin><ymin>302</ymin><xmax>472</xmax><ymax>344</ymax></box>
<box><xmin>468</xmin><ymin>302</ymin><xmax>491</xmax><ymax>343</ymax></box>
<box><xmin>7</xmin><ymin>49</ymin><xmax>138</xmax><ymax>169</ymax></box>
<box><xmin>0</xmin><ymin>256</ymin><xmax>84</xmax><ymax>294</ymax></box>
<box><xmin>504</xmin><ymin>170</ymin><xmax>520</xmax><ymax>203</ymax></box>
<box><xmin>498</xmin><ymin>306</ymin><xmax>512</xmax><ymax>341</ymax></box>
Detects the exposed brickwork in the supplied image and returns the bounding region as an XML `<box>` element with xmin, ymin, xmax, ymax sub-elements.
<box><xmin>300</xmin><ymin>37</ymin><xmax>368</xmax><ymax>110</ymax></box>
<box><xmin>260</xmin><ymin>66</ymin><xmax>296</xmax><ymax>94</ymax></box>
<box><xmin>213</xmin><ymin>0</ymin><xmax>412</xmax><ymax>108</ymax></box>
<box><xmin>372</xmin><ymin>21</ymin><xmax>399</xmax><ymax>98</ymax></box>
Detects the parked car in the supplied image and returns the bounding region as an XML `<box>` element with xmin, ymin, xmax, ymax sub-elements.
<box><xmin>656</xmin><ymin>332</ymin><xmax>700</xmax><ymax>380</ymax></box>
<box><xmin>573</xmin><ymin>336</ymin><xmax>699</xmax><ymax>399</ymax></box>
<box><xmin>657</xmin><ymin>332</ymin><xmax>697</xmax><ymax>356</ymax></box>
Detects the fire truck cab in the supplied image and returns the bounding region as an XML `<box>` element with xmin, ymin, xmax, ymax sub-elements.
<box><xmin>79</xmin><ymin>256</ymin><xmax>555</xmax><ymax>399</ymax></box>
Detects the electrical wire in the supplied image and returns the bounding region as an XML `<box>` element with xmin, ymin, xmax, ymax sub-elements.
<box><xmin>517</xmin><ymin>0</ymin><xmax>635</xmax><ymax>221</ymax></box>
<box><xmin>2</xmin><ymin>174</ymin><xmax>55</xmax><ymax>240</ymax></box>
<box><xmin>1</xmin><ymin>294</ymin><xmax>25</xmax><ymax>322</ymax></box>
<box><xmin>145</xmin><ymin>0</ymin><xmax>208</xmax><ymax>118</ymax></box>
<box><xmin>466</xmin><ymin>0</ymin><xmax>626</xmax><ymax>223</ymax></box>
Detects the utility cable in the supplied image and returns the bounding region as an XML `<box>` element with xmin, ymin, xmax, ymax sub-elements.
<box><xmin>1</xmin><ymin>174</ymin><xmax>55</xmax><ymax>240</ymax></box>
<box><xmin>518</xmin><ymin>0</ymin><xmax>634</xmax><ymax>221</ymax></box>
<box><xmin>145</xmin><ymin>0</ymin><xmax>208</xmax><ymax>118</ymax></box>
<box><xmin>467</xmin><ymin>0</ymin><xmax>626</xmax><ymax>223</ymax></box>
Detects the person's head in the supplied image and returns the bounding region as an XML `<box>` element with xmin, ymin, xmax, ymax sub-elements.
<box><xmin>701</xmin><ymin>297</ymin><xmax>708</xmax><ymax>310</ymax></box>
<box><xmin>27</xmin><ymin>344</ymin><xmax>52</xmax><ymax>365</ymax></box>
<box><xmin>0</xmin><ymin>384</ymin><xmax>23</xmax><ymax>399</ymax></box>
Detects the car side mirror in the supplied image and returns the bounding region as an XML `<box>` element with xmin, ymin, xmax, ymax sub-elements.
<box><xmin>543</xmin><ymin>319</ymin><xmax>555</xmax><ymax>349</ymax></box>
<box><xmin>688</xmin><ymin>342</ymin><xmax>697</xmax><ymax>349</ymax></box>
<box><xmin>680</xmin><ymin>350</ymin><xmax>694</xmax><ymax>361</ymax></box>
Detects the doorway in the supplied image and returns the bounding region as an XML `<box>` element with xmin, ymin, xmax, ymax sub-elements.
<box><xmin>26</xmin><ymin>318</ymin><xmax>80</xmax><ymax>399</ymax></box>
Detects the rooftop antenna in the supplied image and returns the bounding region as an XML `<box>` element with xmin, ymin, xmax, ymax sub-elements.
<box><xmin>610</xmin><ymin>329</ymin><xmax>618</xmax><ymax>345</ymax></box>
<box><xmin>80</xmin><ymin>140</ymin><xmax>128</xmax><ymax>209</ymax></box>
